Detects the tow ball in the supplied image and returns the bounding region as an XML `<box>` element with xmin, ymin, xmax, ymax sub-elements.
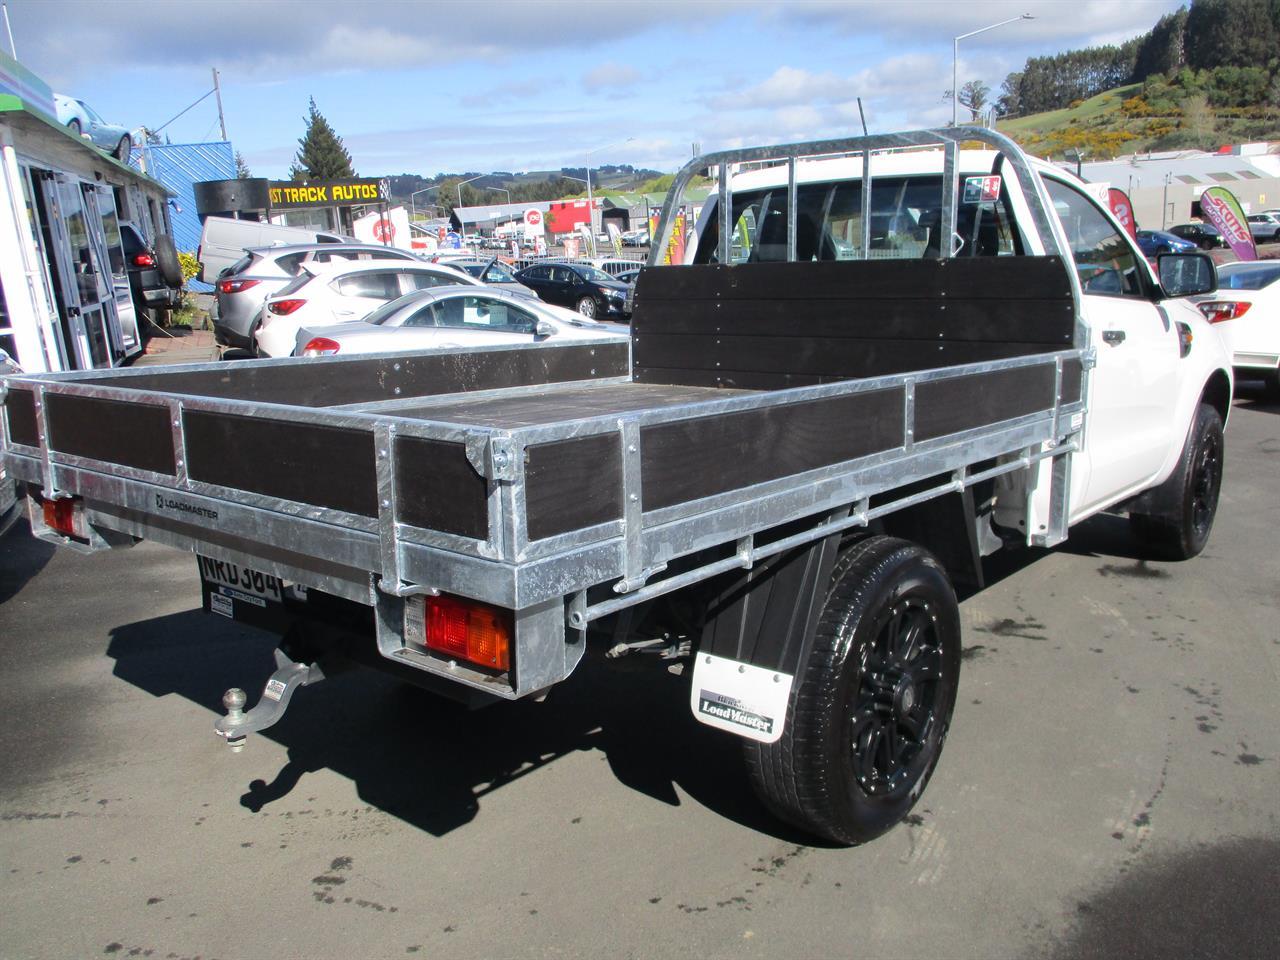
<box><xmin>215</xmin><ymin>648</ymin><xmax>325</xmax><ymax>751</ymax></box>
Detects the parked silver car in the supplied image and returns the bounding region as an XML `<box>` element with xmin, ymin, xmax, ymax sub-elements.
<box><xmin>293</xmin><ymin>285</ymin><xmax>629</xmax><ymax>357</ymax></box>
<box><xmin>212</xmin><ymin>243</ymin><xmax>422</xmax><ymax>350</ymax></box>
<box><xmin>53</xmin><ymin>94</ymin><xmax>133</xmax><ymax>162</ymax></box>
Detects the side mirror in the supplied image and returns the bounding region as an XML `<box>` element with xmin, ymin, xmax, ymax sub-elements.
<box><xmin>534</xmin><ymin>320</ymin><xmax>555</xmax><ymax>339</ymax></box>
<box><xmin>1158</xmin><ymin>252</ymin><xmax>1217</xmax><ymax>298</ymax></box>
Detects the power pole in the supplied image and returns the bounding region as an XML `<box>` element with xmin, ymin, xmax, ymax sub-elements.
<box><xmin>212</xmin><ymin>68</ymin><xmax>227</xmax><ymax>141</ymax></box>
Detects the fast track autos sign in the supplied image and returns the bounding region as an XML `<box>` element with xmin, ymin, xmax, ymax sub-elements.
<box><xmin>267</xmin><ymin>178</ymin><xmax>390</xmax><ymax>209</ymax></box>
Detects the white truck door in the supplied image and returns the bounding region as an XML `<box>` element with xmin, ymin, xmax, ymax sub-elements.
<box><xmin>1041</xmin><ymin>177</ymin><xmax>1183</xmax><ymax>519</ymax></box>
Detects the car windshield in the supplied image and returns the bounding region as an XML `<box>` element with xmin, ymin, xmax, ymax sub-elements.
<box><xmin>1217</xmin><ymin>263</ymin><xmax>1280</xmax><ymax>290</ymax></box>
<box><xmin>574</xmin><ymin>265</ymin><xmax>614</xmax><ymax>283</ymax></box>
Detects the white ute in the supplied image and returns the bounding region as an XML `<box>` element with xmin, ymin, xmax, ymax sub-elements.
<box><xmin>1</xmin><ymin>128</ymin><xmax>1232</xmax><ymax>845</ymax></box>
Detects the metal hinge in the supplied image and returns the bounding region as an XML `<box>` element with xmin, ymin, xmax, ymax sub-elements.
<box><xmin>1080</xmin><ymin>348</ymin><xmax>1098</xmax><ymax>371</ymax></box>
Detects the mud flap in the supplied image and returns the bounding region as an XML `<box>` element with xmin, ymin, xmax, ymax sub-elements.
<box><xmin>689</xmin><ymin>523</ymin><xmax>844</xmax><ymax>742</ymax></box>
<box><xmin>690</xmin><ymin>653</ymin><xmax>793</xmax><ymax>743</ymax></box>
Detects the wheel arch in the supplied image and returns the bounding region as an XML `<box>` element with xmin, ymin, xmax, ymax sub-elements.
<box><xmin>1201</xmin><ymin>368</ymin><xmax>1232</xmax><ymax>426</ymax></box>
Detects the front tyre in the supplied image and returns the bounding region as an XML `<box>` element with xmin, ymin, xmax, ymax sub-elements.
<box><xmin>1129</xmin><ymin>402</ymin><xmax>1224</xmax><ymax>560</ymax></box>
<box><xmin>576</xmin><ymin>296</ymin><xmax>597</xmax><ymax>319</ymax></box>
<box><xmin>745</xmin><ymin>536</ymin><xmax>961</xmax><ymax>845</ymax></box>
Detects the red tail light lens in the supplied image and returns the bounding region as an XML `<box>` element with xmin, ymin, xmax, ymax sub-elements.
<box><xmin>301</xmin><ymin>337</ymin><xmax>341</xmax><ymax>357</ymax></box>
<box><xmin>268</xmin><ymin>298</ymin><xmax>306</xmax><ymax>316</ymax></box>
<box><xmin>132</xmin><ymin>252</ymin><xmax>155</xmax><ymax>267</ymax></box>
<box><xmin>42</xmin><ymin>496</ymin><xmax>87</xmax><ymax>539</ymax></box>
<box><xmin>423</xmin><ymin>595</ymin><xmax>511</xmax><ymax>671</ymax></box>
<box><xmin>217</xmin><ymin>278</ymin><xmax>260</xmax><ymax>294</ymax></box>
<box><xmin>1198</xmin><ymin>301</ymin><xmax>1252</xmax><ymax>323</ymax></box>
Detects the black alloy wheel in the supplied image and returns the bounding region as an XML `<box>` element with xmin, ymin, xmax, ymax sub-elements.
<box><xmin>745</xmin><ymin>536</ymin><xmax>961</xmax><ymax>845</ymax></box>
<box><xmin>1130</xmin><ymin>402</ymin><xmax>1224</xmax><ymax>560</ymax></box>
<box><xmin>848</xmin><ymin>596</ymin><xmax>946</xmax><ymax>798</ymax></box>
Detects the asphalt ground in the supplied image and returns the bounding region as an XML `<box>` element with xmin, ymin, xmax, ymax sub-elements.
<box><xmin>1</xmin><ymin>386</ymin><xmax>1277</xmax><ymax>959</ymax></box>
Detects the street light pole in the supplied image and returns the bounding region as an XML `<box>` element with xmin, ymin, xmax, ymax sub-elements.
<box><xmin>410</xmin><ymin>186</ymin><xmax>438</xmax><ymax>222</ymax></box>
<box><xmin>582</xmin><ymin>136</ymin><xmax>635</xmax><ymax>239</ymax></box>
<box><xmin>952</xmin><ymin>14</ymin><xmax>1033</xmax><ymax>126</ymax></box>
<box><xmin>456</xmin><ymin>174</ymin><xmax>485</xmax><ymax>242</ymax></box>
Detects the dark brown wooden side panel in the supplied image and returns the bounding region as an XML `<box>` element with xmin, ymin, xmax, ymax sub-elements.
<box><xmin>184</xmin><ymin>410</ymin><xmax>378</xmax><ymax>517</ymax></box>
<box><xmin>636</xmin><ymin>335</ymin><xmax>1060</xmax><ymax>385</ymax></box>
<box><xmin>641</xmin><ymin>388</ymin><xmax>904</xmax><ymax>511</ymax></box>
<box><xmin>634</xmin><ymin>257</ymin><xmax>1073</xmax><ymax>303</ymax></box>
<box><xmin>3</xmin><ymin>387</ymin><xmax>38</xmax><ymax>447</ymax></box>
<box><xmin>634</xmin><ymin>297</ymin><xmax>1074</xmax><ymax>343</ymax></box>
<box><xmin>914</xmin><ymin>365</ymin><xmax>1057</xmax><ymax>443</ymax></box>
<box><xmin>1061</xmin><ymin>357</ymin><xmax>1083</xmax><ymax>404</ymax></box>
<box><xmin>45</xmin><ymin>393</ymin><xmax>176</xmax><ymax>475</ymax></box>
<box><xmin>395</xmin><ymin>437</ymin><xmax>488</xmax><ymax>539</ymax></box>
<box><xmin>79</xmin><ymin>341</ymin><xmax>630</xmax><ymax>408</ymax></box>
<box><xmin>525</xmin><ymin>433</ymin><xmax>623</xmax><ymax>541</ymax></box>
<box><xmin>631</xmin><ymin>257</ymin><xmax>1075</xmax><ymax>389</ymax></box>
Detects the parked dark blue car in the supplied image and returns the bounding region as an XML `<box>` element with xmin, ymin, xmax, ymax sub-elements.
<box><xmin>1135</xmin><ymin>229</ymin><xmax>1197</xmax><ymax>257</ymax></box>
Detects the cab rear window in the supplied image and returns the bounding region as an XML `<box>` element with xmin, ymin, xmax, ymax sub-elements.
<box><xmin>695</xmin><ymin>173</ymin><xmax>1022</xmax><ymax>264</ymax></box>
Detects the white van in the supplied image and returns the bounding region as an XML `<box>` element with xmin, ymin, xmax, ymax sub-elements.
<box><xmin>197</xmin><ymin>217</ymin><xmax>351</xmax><ymax>282</ymax></box>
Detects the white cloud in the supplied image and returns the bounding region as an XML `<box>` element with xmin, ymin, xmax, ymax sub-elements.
<box><xmin>581</xmin><ymin>62</ymin><xmax>641</xmax><ymax>92</ymax></box>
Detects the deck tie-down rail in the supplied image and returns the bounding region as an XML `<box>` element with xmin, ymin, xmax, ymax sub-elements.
<box><xmin>569</xmin><ymin>437</ymin><xmax>1078</xmax><ymax>630</ymax></box>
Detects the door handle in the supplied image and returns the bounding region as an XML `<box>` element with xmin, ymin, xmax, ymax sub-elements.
<box><xmin>1102</xmin><ymin>329</ymin><xmax>1126</xmax><ymax>345</ymax></box>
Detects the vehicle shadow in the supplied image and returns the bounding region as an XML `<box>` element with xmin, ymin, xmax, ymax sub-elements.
<box><xmin>1231</xmin><ymin>379</ymin><xmax>1280</xmax><ymax>414</ymax></box>
<box><xmin>0</xmin><ymin>516</ymin><xmax>57</xmax><ymax>606</ymax></box>
<box><xmin>104</xmin><ymin>611</ymin><xmax>814</xmax><ymax>843</ymax></box>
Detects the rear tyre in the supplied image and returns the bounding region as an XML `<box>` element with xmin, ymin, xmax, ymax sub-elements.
<box><xmin>744</xmin><ymin>536</ymin><xmax>961</xmax><ymax>845</ymax></box>
<box><xmin>67</xmin><ymin>118</ymin><xmax>81</xmax><ymax>137</ymax></box>
<box><xmin>114</xmin><ymin>135</ymin><xmax>132</xmax><ymax>162</ymax></box>
<box><xmin>154</xmin><ymin>234</ymin><xmax>183</xmax><ymax>287</ymax></box>
<box><xmin>1129</xmin><ymin>402</ymin><xmax>1224</xmax><ymax>561</ymax></box>
<box><xmin>576</xmin><ymin>296</ymin><xmax>597</xmax><ymax>319</ymax></box>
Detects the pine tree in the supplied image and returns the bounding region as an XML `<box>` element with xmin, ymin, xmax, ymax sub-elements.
<box><xmin>235</xmin><ymin>151</ymin><xmax>252</xmax><ymax>180</ymax></box>
<box><xmin>289</xmin><ymin>97</ymin><xmax>355</xmax><ymax>181</ymax></box>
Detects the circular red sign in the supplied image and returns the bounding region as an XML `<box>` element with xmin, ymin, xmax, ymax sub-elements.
<box><xmin>374</xmin><ymin>218</ymin><xmax>394</xmax><ymax>242</ymax></box>
<box><xmin>525</xmin><ymin>209</ymin><xmax>542</xmax><ymax>226</ymax></box>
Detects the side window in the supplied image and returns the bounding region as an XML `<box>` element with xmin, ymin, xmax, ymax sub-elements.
<box><xmin>335</xmin><ymin>272</ymin><xmax>401</xmax><ymax>299</ymax></box>
<box><xmin>435</xmin><ymin>296</ymin><xmax>537</xmax><ymax>333</ymax></box>
<box><xmin>523</xmin><ymin>266</ymin><xmax>547</xmax><ymax>281</ymax></box>
<box><xmin>311</xmin><ymin>250</ymin><xmax>357</xmax><ymax>264</ymax></box>
<box><xmin>405</xmin><ymin>271</ymin><xmax>454</xmax><ymax>291</ymax></box>
<box><xmin>275</xmin><ymin>253</ymin><xmax>307</xmax><ymax>276</ymax></box>
<box><xmin>401</xmin><ymin>303</ymin><xmax>442</xmax><ymax>328</ymax></box>
<box><xmin>1044</xmin><ymin>179</ymin><xmax>1145</xmax><ymax>298</ymax></box>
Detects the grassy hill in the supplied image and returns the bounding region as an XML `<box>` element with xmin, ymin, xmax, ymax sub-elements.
<box><xmin>998</xmin><ymin>82</ymin><xmax>1279</xmax><ymax>160</ymax></box>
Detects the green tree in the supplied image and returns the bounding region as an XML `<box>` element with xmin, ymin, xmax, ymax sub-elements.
<box><xmin>958</xmin><ymin>80</ymin><xmax>991</xmax><ymax>121</ymax></box>
<box><xmin>1185</xmin><ymin>0</ymin><xmax>1278</xmax><ymax>70</ymax></box>
<box><xmin>289</xmin><ymin>97</ymin><xmax>355</xmax><ymax>181</ymax></box>
<box><xmin>235</xmin><ymin>151</ymin><xmax>252</xmax><ymax>179</ymax></box>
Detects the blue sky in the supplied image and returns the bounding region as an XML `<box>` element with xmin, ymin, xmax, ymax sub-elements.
<box><xmin>11</xmin><ymin>0</ymin><xmax>1184</xmax><ymax>179</ymax></box>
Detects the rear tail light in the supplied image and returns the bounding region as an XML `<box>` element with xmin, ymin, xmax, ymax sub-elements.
<box><xmin>301</xmin><ymin>337</ymin><xmax>341</xmax><ymax>357</ymax></box>
<box><xmin>1198</xmin><ymin>301</ymin><xmax>1252</xmax><ymax>323</ymax></box>
<box><xmin>268</xmin><ymin>298</ymin><xmax>306</xmax><ymax>316</ymax></box>
<box><xmin>421</xmin><ymin>595</ymin><xmax>511</xmax><ymax>671</ymax></box>
<box><xmin>132</xmin><ymin>252</ymin><xmax>155</xmax><ymax>267</ymax></box>
<box><xmin>217</xmin><ymin>278</ymin><xmax>260</xmax><ymax>294</ymax></box>
<box><xmin>42</xmin><ymin>496</ymin><xmax>88</xmax><ymax>540</ymax></box>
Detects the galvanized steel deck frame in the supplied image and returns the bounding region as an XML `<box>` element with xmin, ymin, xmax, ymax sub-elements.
<box><xmin>1</xmin><ymin>128</ymin><xmax>1090</xmax><ymax>701</ymax></box>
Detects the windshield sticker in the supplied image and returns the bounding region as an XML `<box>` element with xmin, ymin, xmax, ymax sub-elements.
<box><xmin>963</xmin><ymin>175</ymin><xmax>1002</xmax><ymax>204</ymax></box>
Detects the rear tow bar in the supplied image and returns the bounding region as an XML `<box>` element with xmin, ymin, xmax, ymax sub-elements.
<box><xmin>215</xmin><ymin>648</ymin><xmax>325</xmax><ymax>751</ymax></box>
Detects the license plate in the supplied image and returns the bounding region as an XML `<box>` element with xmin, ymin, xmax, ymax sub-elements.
<box><xmin>198</xmin><ymin>555</ymin><xmax>283</xmax><ymax>607</ymax></box>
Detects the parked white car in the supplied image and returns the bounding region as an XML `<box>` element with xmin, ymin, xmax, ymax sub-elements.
<box><xmin>1195</xmin><ymin>259</ymin><xmax>1280</xmax><ymax>396</ymax></box>
<box><xmin>254</xmin><ymin>260</ymin><xmax>480</xmax><ymax>358</ymax></box>
<box><xmin>294</xmin><ymin>285</ymin><xmax>629</xmax><ymax>357</ymax></box>
<box><xmin>214</xmin><ymin>243</ymin><xmax>424</xmax><ymax>350</ymax></box>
